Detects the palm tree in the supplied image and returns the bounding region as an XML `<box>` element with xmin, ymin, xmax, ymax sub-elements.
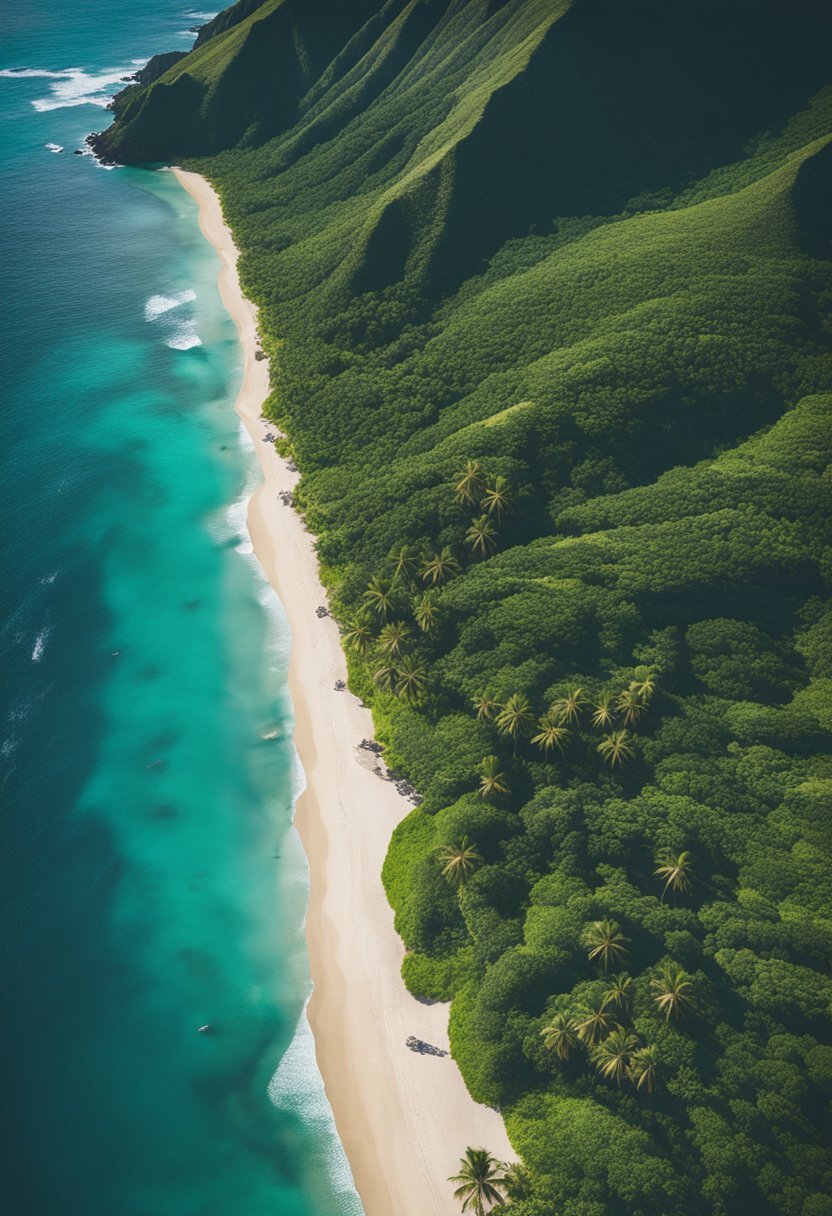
<box><xmin>373</xmin><ymin>661</ymin><xmax>397</xmax><ymax>694</ymax></box>
<box><xmin>531</xmin><ymin>713</ymin><xmax>571</xmax><ymax>756</ymax></box>
<box><xmin>582</xmin><ymin>919</ymin><xmax>628</xmax><ymax>971</ymax></box>
<box><xmin>454</xmin><ymin>460</ymin><xmax>485</xmax><ymax>506</ymax></box>
<box><xmin>378</xmin><ymin>620</ymin><xmax>412</xmax><ymax>658</ymax></box>
<box><xmin>414</xmin><ymin>592</ymin><xmax>441</xmax><ymax>635</ymax></box>
<box><xmin>601</xmin><ymin>972</ymin><xmax>633</xmax><ymax>1013</ymax></box>
<box><xmin>573</xmin><ymin>1002</ymin><xmax>613</xmax><ymax>1046</ymax></box>
<box><xmin>596</xmin><ymin>729</ymin><xmax>635</xmax><ymax>767</ymax></box>
<box><xmin>592</xmin><ymin>1026</ymin><xmax>639</xmax><ymax>1086</ymax></box>
<box><xmin>480</xmin><ymin>475</ymin><xmax>512</xmax><ymax>520</ymax></box>
<box><xmin>471</xmin><ymin>691</ymin><xmax>499</xmax><ymax>721</ymax></box>
<box><xmin>478</xmin><ymin>755</ymin><xmax>509</xmax><ymax>800</ymax></box>
<box><xmin>551</xmin><ymin>686</ymin><xmax>586</xmax><ymax>726</ymax></box>
<box><xmin>654</xmin><ymin>850</ymin><xmax>694</xmax><ymax>903</ymax></box>
<box><xmin>501</xmin><ymin>1162</ymin><xmax>532</xmax><ymax>1203</ymax></box>
<box><xmin>650</xmin><ymin>962</ymin><xmax>693</xmax><ymax>1022</ymax></box>
<box><xmin>591</xmin><ymin>694</ymin><xmax>615</xmax><ymax>729</ymax></box>
<box><xmin>391</xmin><ymin>544</ymin><xmax>419</xmax><ymax>586</ymax></box>
<box><xmin>438</xmin><ymin>838</ymin><xmax>483</xmax><ymax>888</ymax></box>
<box><xmin>341</xmin><ymin>612</ymin><xmax>374</xmax><ymax>655</ymax></box>
<box><xmin>616</xmin><ymin>687</ymin><xmax>646</xmax><ymax>728</ymax></box>
<box><xmin>495</xmin><ymin>692</ymin><xmax>534</xmax><ymax>752</ymax></box>
<box><xmin>421</xmin><ymin>546</ymin><xmax>461</xmax><ymax>586</ymax></box>
<box><xmin>449</xmin><ymin>1147</ymin><xmax>506</xmax><ymax>1215</ymax></box>
<box><xmin>629</xmin><ymin>1045</ymin><xmax>658</xmax><ymax>1093</ymax></box>
<box><xmin>363</xmin><ymin>576</ymin><xmax>396</xmax><ymax>622</ymax></box>
<box><xmin>395</xmin><ymin>655</ymin><xmax>428</xmax><ymax>703</ymax></box>
<box><xmin>631</xmin><ymin>665</ymin><xmax>656</xmax><ymax>702</ymax></box>
<box><xmin>465</xmin><ymin>514</ymin><xmax>498</xmax><ymax>558</ymax></box>
<box><xmin>540</xmin><ymin>1013</ymin><xmax>579</xmax><ymax>1059</ymax></box>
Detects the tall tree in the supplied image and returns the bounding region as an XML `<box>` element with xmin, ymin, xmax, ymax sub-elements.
<box><xmin>421</xmin><ymin>546</ymin><xmax>461</xmax><ymax>586</ymax></box>
<box><xmin>601</xmin><ymin>972</ymin><xmax>633</xmax><ymax>1012</ymax></box>
<box><xmin>363</xmin><ymin>576</ymin><xmax>396</xmax><ymax>621</ymax></box>
<box><xmin>395</xmin><ymin>654</ymin><xmax>428</xmax><ymax>703</ymax></box>
<box><xmin>372</xmin><ymin>661</ymin><xmax>397</xmax><ymax>693</ymax></box>
<box><xmin>480</xmin><ymin>475</ymin><xmax>512</xmax><ymax>519</ymax></box>
<box><xmin>378</xmin><ymin>620</ymin><xmax>412</xmax><ymax>657</ymax></box>
<box><xmin>654</xmin><ymin>850</ymin><xmax>695</xmax><ymax>903</ymax></box>
<box><xmin>551</xmin><ymin>687</ymin><xmax>586</xmax><ymax>725</ymax></box>
<box><xmin>449</xmin><ymin>1148</ymin><xmax>507</xmax><ymax>1215</ymax></box>
<box><xmin>592</xmin><ymin>1026</ymin><xmax>640</xmax><ymax>1086</ymax></box>
<box><xmin>391</xmin><ymin>543</ymin><xmax>419</xmax><ymax>585</ymax></box>
<box><xmin>650</xmin><ymin>962</ymin><xmax>694</xmax><ymax>1021</ymax></box>
<box><xmin>341</xmin><ymin>612</ymin><xmax>373</xmax><ymax>654</ymax></box>
<box><xmin>540</xmin><ymin>1013</ymin><xmax>579</xmax><ymax>1059</ymax></box>
<box><xmin>438</xmin><ymin>838</ymin><xmax>484</xmax><ymax>888</ymax></box>
<box><xmin>531</xmin><ymin>712</ymin><xmax>571</xmax><ymax>756</ymax></box>
<box><xmin>478</xmin><ymin>755</ymin><xmax>509</xmax><ymax>800</ymax></box>
<box><xmin>465</xmin><ymin>514</ymin><xmax>498</xmax><ymax>557</ymax></box>
<box><xmin>414</xmin><ymin>591</ymin><xmax>441</xmax><ymax>635</ymax></box>
<box><xmin>629</xmin><ymin>1045</ymin><xmax>658</xmax><ymax>1093</ymax></box>
<box><xmin>582</xmin><ymin>919</ymin><xmax>628</xmax><ymax>970</ymax></box>
<box><xmin>573</xmin><ymin>1002</ymin><xmax>613</xmax><ymax>1046</ymax></box>
<box><xmin>591</xmin><ymin>693</ymin><xmax>615</xmax><ymax>729</ymax></box>
<box><xmin>454</xmin><ymin>460</ymin><xmax>485</xmax><ymax>506</ymax></box>
<box><xmin>471</xmin><ymin>691</ymin><xmax>499</xmax><ymax>721</ymax></box>
<box><xmin>616</xmin><ymin>687</ymin><xmax>647</xmax><ymax>727</ymax></box>
<box><xmin>501</xmin><ymin>1162</ymin><xmax>532</xmax><ymax>1203</ymax></box>
<box><xmin>495</xmin><ymin>692</ymin><xmax>534</xmax><ymax>752</ymax></box>
<box><xmin>596</xmin><ymin>729</ymin><xmax>635</xmax><ymax>766</ymax></box>
<box><xmin>631</xmin><ymin>665</ymin><xmax>656</xmax><ymax>701</ymax></box>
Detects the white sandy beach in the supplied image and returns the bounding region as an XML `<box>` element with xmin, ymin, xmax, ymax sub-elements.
<box><xmin>173</xmin><ymin>168</ymin><xmax>513</xmax><ymax>1216</ymax></box>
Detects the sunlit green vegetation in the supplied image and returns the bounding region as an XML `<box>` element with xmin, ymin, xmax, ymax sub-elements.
<box><xmin>101</xmin><ymin>0</ymin><xmax>832</xmax><ymax>1210</ymax></box>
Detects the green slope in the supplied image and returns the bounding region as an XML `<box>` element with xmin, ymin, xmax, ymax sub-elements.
<box><xmin>96</xmin><ymin>2</ymin><xmax>832</xmax><ymax>1213</ymax></box>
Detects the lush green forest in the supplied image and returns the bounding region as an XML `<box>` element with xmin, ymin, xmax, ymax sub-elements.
<box><xmin>96</xmin><ymin>1</ymin><xmax>832</xmax><ymax>1211</ymax></box>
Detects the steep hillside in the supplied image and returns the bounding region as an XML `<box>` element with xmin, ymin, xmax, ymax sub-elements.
<box><xmin>95</xmin><ymin>2</ymin><xmax>832</xmax><ymax>1214</ymax></box>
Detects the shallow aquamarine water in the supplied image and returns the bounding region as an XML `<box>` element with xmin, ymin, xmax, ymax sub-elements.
<box><xmin>0</xmin><ymin>4</ymin><xmax>361</xmax><ymax>1213</ymax></box>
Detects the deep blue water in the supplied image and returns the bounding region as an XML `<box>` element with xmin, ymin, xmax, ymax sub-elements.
<box><xmin>0</xmin><ymin>4</ymin><xmax>360</xmax><ymax>1213</ymax></box>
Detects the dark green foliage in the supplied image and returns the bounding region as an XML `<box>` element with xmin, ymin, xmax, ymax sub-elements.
<box><xmin>99</xmin><ymin>1</ymin><xmax>832</xmax><ymax>1211</ymax></box>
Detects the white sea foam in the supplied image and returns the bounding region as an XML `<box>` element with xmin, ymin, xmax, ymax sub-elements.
<box><xmin>144</xmin><ymin>289</ymin><xmax>197</xmax><ymax>322</ymax></box>
<box><xmin>39</xmin><ymin>571</ymin><xmax>58</xmax><ymax>584</ymax></box>
<box><xmin>0</xmin><ymin>64</ymin><xmax>139</xmax><ymax>112</ymax></box>
<box><xmin>44</xmin><ymin>142</ymin><xmax>63</xmax><ymax>153</ymax></box>
<box><xmin>269</xmin><ymin>1006</ymin><xmax>363</xmax><ymax>1213</ymax></box>
<box><xmin>185</xmin><ymin>11</ymin><xmax>219</xmax><ymax>19</ymax></box>
<box><xmin>165</xmin><ymin>322</ymin><xmax>202</xmax><ymax>350</ymax></box>
<box><xmin>0</xmin><ymin>67</ymin><xmax>80</xmax><ymax>78</ymax></box>
<box><xmin>32</xmin><ymin>94</ymin><xmax>111</xmax><ymax>111</ymax></box>
<box><xmin>31</xmin><ymin>627</ymin><xmax>49</xmax><ymax>662</ymax></box>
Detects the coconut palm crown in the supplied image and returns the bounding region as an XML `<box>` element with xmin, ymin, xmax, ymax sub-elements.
<box><xmin>540</xmin><ymin>1012</ymin><xmax>579</xmax><ymax>1059</ymax></box>
<box><xmin>582</xmin><ymin>918</ymin><xmax>628</xmax><ymax>970</ymax></box>
<box><xmin>438</xmin><ymin>837</ymin><xmax>484</xmax><ymax>887</ymax></box>
<box><xmin>478</xmin><ymin>755</ymin><xmax>510</xmax><ymax>800</ymax></box>
<box><xmin>654</xmin><ymin>850</ymin><xmax>695</xmax><ymax>903</ymax></box>
<box><xmin>449</xmin><ymin>1147</ymin><xmax>507</xmax><ymax>1215</ymax></box>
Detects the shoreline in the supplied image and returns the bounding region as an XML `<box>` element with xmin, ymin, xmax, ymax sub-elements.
<box><xmin>172</xmin><ymin>168</ymin><xmax>513</xmax><ymax>1216</ymax></box>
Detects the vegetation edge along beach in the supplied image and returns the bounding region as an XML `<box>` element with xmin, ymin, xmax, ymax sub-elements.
<box><xmin>172</xmin><ymin>167</ymin><xmax>513</xmax><ymax>1216</ymax></box>
<box><xmin>93</xmin><ymin>2</ymin><xmax>832</xmax><ymax>1213</ymax></box>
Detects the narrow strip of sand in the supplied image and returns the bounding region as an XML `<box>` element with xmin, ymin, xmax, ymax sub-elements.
<box><xmin>173</xmin><ymin>168</ymin><xmax>513</xmax><ymax>1216</ymax></box>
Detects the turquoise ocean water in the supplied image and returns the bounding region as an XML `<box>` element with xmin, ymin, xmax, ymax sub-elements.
<box><xmin>0</xmin><ymin>4</ymin><xmax>361</xmax><ymax>1213</ymax></box>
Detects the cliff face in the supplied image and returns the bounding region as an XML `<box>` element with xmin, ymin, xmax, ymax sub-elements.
<box><xmin>90</xmin><ymin>0</ymin><xmax>380</xmax><ymax>162</ymax></box>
